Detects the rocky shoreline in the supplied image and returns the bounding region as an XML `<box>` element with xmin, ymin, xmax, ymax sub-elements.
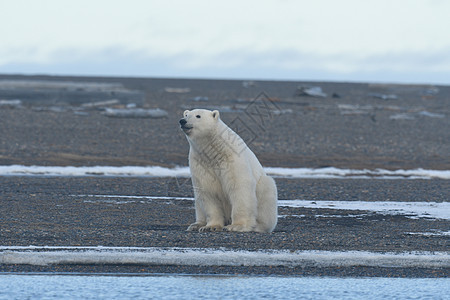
<box><xmin>0</xmin><ymin>176</ymin><xmax>448</xmax><ymax>277</ymax></box>
<box><xmin>1</xmin><ymin>74</ymin><xmax>449</xmax><ymax>169</ymax></box>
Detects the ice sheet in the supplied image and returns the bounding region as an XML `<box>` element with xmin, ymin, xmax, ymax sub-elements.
<box><xmin>0</xmin><ymin>246</ymin><xmax>448</xmax><ymax>268</ymax></box>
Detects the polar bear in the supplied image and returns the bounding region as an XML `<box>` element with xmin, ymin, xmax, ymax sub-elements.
<box><xmin>179</xmin><ymin>109</ymin><xmax>278</xmax><ymax>233</ymax></box>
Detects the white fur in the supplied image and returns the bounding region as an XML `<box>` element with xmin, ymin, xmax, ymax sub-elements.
<box><xmin>180</xmin><ymin>109</ymin><xmax>278</xmax><ymax>233</ymax></box>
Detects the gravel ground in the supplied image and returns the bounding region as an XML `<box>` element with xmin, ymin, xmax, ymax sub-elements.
<box><xmin>0</xmin><ymin>176</ymin><xmax>448</xmax><ymax>277</ymax></box>
<box><xmin>0</xmin><ymin>75</ymin><xmax>449</xmax><ymax>277</ymax></box>
<box><xmin>1</xmin><ymin>74</ymin><xmax>449</xmax><ymax>169</ymax></box>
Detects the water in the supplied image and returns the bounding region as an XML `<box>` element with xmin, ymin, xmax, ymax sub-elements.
<box><xmin>0</xmin><ymin>275</ymin><xmax>448</xmax><ymax>300</ymax></box>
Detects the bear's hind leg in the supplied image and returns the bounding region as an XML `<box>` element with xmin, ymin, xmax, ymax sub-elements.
<box><xmin>255</xmin><ymin>175</ymin><xmax>278</xmax><ymax>233</ymax></box>
<box><xmin>224</xmin><ymin>184</ymin><xmax>258</xmax><ymax>232</ymax></box>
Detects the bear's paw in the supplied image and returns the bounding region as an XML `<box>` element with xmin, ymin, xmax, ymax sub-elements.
<box><xmin>199</xmin><ymin>224</ymin><xmax>224</xmax><ymax>232</ymax></box>
<box><xmin>186</xmin><ymin>222</ymin><xmax>206</xmax><ymax>231</ymax></box>
<box><xmin>224</xmin><ymin>224</ymin><xmax>253</xmax><ymax>232</ymax></box>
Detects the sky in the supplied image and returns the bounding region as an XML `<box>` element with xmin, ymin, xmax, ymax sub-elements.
<box><xmin>1</xmin><ymin>0</ymin><xmax>449</xmax><ymax>84</ymax></box>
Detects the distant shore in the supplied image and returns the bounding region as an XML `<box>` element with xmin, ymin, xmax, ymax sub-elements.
<box><xmin>1</xmin><ymin>74</ymin><xmax>449</xmax><ymax>169</ymax></box>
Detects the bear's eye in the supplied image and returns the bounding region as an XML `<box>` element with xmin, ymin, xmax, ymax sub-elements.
<box><xmin>196</xmin><ymin>115</ymin><xmax>201</xmax><ymax>118</ymax></box>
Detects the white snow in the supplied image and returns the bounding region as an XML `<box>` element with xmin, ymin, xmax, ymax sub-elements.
<box><xmin>404</xmin><ymin>230</ymin><xmax>450</xmax><ymax>237</ymax></box>
<box><xmin>0</xmin><ymin>165</ymin><xmax>191</xmax><ymax>177</ymax></box>
<box><xmin>75</xmin><ymin>194</ymin><xmax>450</xmax><ymax>220</ymax></box>
<box><xmin>103</xmin><ymin>108</ymin><xmax>168</xmax><ymax>118</ymax></box>
<box><xmin>278</xmin><ymin>200</ymin><xmax>450</xmax><ymax>220</ymax></box>
<box><xmin>0</xmin><ymin>80</ymin><xmax>126</xmax><ymax>92</ymax></box>
<box><xmin>1</xmin><ymin>165</ymin><xmax>449</xmax><ymax>179</ymax></box>
<box><xmin>265</xmin><ymin>167</ymin><xmax>450</xmax><ymax>179</ymax></box>
<box><xmin>0</xmin><ymin>246</ymin><xmax>448</xmax><ymax>268</ymax></box>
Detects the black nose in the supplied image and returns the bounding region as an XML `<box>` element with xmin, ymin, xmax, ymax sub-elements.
<box><xmin>179</xmin><ymin>119</ymin><xmax>187</xmax><ymax>125</ymax></box>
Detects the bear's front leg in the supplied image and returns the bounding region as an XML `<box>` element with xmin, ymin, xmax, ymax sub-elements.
<box><xmin>186</xmin><ymin>193</ymin><xmax>207</xmax><ymax>231</ymax></box>
<box><xmin>199</xmin><ymin>201</ymin><xmax>225</xmax><ymax>232</ymax></box>
<box><xmin>190</xmin><ymin>192</ymin><xmax>225</xmax><ymax>232</ymax></box>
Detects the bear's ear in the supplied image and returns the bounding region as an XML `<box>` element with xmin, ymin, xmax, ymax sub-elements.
<box><xmin>212</xmin><ymin>110</ymin><xmax>220</xmax><ymax>120</ymax></box>
<box><xmin>183</xmin><ymin>110</ymin><xmax>189</xmax><ymax>117</ymax></box>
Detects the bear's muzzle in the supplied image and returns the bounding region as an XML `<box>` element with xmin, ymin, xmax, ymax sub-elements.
<box><xmin>179</xmin><ymin>118</ymin><xmax>192</xmax><ymax>134</ymax></box>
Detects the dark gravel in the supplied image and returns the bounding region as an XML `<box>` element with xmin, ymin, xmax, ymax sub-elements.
<box><xmin>0</xmin><ymin>176</ymin><xmax>448</xmax><ymax>277</ymax></box>
<box><xmin>0</xmin><ymin>74</ymin><xmax>449</xmax><ymax>169</ymax></box>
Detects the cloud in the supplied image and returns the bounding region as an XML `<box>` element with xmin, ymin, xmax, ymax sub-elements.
<box><xmin>2</xmin><ymin>46</ymin><xmax>449</xmax><ymax>85</ymax></box>
<box><xmin>1</xmin><ymin>0</ymin><xmax>450</xmax><ymax>84</ymax></box>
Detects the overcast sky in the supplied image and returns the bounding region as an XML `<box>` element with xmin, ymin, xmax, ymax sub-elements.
<box><xmin>1</xmin><ymin>0</ymin><xmax>449</xmax><ymax>84</ymax></box>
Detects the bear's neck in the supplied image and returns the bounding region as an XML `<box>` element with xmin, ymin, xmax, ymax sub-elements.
<box><xmin>189</xmin><ymin>131</ymin><xmax>227</xmax><ymax>154</ymax></box>
<box><xmin>188</xmin><ymin>129</ymin><xmax>238</xmax><ymax>166</ymax></box>
<box><xmin>188</xmin><ymin>122</ymin><xmax>248</xmax><ymax>168</ymax></box>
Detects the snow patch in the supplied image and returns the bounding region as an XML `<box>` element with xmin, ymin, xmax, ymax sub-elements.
<box><xmin>265</xmin><ymin>167</ymin><xmax>450</xmax><ymax>179</ymax></box>
<box><xmin>75</xmin><ymin>195</ymin><xmax>450</xmax><ymax>220</ymax></box>
<box><xmin>278</xmin><ymin>200</ymin><xmax>450</xmax><ymax>220</ymax></box>
<box><xmin>0</xmin><ymin>165</ymin><xmax>190</xmax><ymax>177</ymax></box>
<box><xmin>0</xmin><ymin>165</ymin><xmax>449</xmax><ymax>179</ymax></box>
<box><xmin>405</xmin><ymin>230</ymin><xmax>450</xmax><ymax>237</ymax></box>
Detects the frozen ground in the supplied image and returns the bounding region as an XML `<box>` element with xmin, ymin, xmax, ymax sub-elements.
<box><xmin>1</xmin><ymin>188</ymin><xmax>448</xmax><ymax>274</ymax></box>
<box><xmin>0</xmin><ymin>75</ymin><xmax>448</xmax><ymax>277</ymax></box>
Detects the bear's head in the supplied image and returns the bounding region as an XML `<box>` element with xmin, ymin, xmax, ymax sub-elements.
<box><xmin>179</xmin><ymin>109</ymin><xmax>220</xmax><ymax>138</ymax></box>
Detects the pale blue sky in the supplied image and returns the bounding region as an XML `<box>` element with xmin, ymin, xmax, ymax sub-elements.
<box><xmin>1</xmin><ymin>0</ymin><xmax>449</xmax><ymax>84</ymax></box>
